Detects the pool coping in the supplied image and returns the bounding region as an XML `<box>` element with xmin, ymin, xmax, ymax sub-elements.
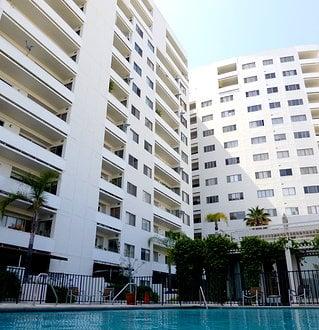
<box><xmin>1</xmin><ymin>303</ymin><xmax>319</xmax><ymax>313</ymax></box>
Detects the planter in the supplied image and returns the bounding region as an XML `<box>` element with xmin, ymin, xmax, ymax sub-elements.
<box><xmin>143</xmin><ymin>292</ymin><xmax>150</xmax><ymax>304</ymax></box>
<box><xmin>126</xmin><ymin>292</ymin><xmax>135</xmax><ymax>305</ymax></box>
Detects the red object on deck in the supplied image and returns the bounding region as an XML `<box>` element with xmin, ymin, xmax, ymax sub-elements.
<box><xmin>144</xmin><ymin>292</ymin><xmax>150</xmax><ymax>304</ymax></box>
<box><xmin>126</xmin><ymin>293</ymin><xmax>135</xmax><ymax>305</ymax></box>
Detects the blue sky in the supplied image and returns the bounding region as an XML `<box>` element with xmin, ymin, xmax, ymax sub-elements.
<box><xmin>155</xmin><ymin>0</ymin><xmax>319</xmax><ymax>69</ymax></box>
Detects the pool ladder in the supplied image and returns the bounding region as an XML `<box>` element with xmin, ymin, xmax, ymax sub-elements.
<box><xmin>32</xmin><ymin>273</ymin><xmax>58</xmax><ymax>306</ymax></box>
<box><xmin>199</xmin><ymin>286</ymin><xmax>208</xmax><ymax>309</ymax></box>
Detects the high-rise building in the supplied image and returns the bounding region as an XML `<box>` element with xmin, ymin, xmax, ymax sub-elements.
<box><xmin>0</xmin><ymin>0</ymin><xmax>192</xmax><ymax>276</ymax></box>
<box><xmin>190</xmin><ymin>45</ymin><xmax>319</xmax><ymax>238</ymax></box>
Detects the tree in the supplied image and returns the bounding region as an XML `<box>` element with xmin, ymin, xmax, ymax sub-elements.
<box><xmin>205</xmin><ymin>212</ymin><xmax>228</xmax><ymax>232</ymax></box>
<box><xmin>244</xmin><ymin>206</ymin><xmax>271</xmax><ymax>227</ymax></box>
<box><xmin>0</xmin><ymin>170</ymin><xmax>59</xmax><ymax>277</ymax></box>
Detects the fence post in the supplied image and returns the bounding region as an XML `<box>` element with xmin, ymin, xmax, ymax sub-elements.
<box><xmin>285</xmin><ymin>247</ymin><xmax>296</xmax><ymax>303</ymax></box>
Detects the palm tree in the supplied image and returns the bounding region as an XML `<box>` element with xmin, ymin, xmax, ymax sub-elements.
<box><xmin>244</xmin><ymin>206</ymin><xmax>271</xmax><ymax>227</ymax></box>
<box><xmin>205</xmin><ymin>212</ymin><xmax>228</xmax><ymax>232</ymax></box>
<box><xmin>0</xmin><ymin>170</ymin><xmax>59</xmax><ymax>277</ymax></box>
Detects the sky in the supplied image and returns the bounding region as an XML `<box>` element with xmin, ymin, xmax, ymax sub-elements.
<box><xmin>155</xmin><ymin>0</ymin><xmax>319</xmax><ymax>69</ymax></box>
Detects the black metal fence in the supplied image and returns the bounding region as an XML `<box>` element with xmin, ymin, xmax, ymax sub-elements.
<box><xmin>0</xmin><ymin>266</ymin><xmax>318</xmax><ymax>306</ymax></box>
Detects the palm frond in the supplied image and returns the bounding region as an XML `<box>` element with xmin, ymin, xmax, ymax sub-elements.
<box><xmin>0</xmin><ymin>192</ymin><xmax>29</xmax><ymax>217</ymax></box>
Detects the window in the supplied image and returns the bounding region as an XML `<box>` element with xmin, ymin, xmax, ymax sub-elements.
<box><xmin>190</xmin><ymin>102</ymin><xmax>196</xmax><ymax>110</ymax></box>
<box><xmin>201</xmin><ymin>100</ymin><xmax>212</xmax><ymax>107</ymax></box>
<box><xmin>242</xmin><ymin>62</ymin><xmax>255</xmax><ymax>69</ymax></box>
<box><xmin>203</xmin><ymin>129</ymin><xmax>214</xmax><ymax>137</ymax></box>
<box><xmin>280</xmin><ymin>55</ymin><xmax>294</xmax><ymax>63</ymax></box>
<box><xmin>225</xmin><ymin>157</ymin><xmax>240</xmax><ymax>165</ymax></box>
<box><xmin>286</xmin><ymin>84</ymin><xmax>300</xmax><ymax>91</ymax></box>
<box><xmin>206</xmin><ymin>177</ymin><xmax>218</xmax><ymax>186</ymax></box>
<box><xmin>182</xmin><ymin>171</ymin><xmax>189</xmax><ymax>183</ymax></box>
<box><xmin>191</xmin><ymin>130</ymin><xmax>198</xmax><ymax>139</ymax></box>
<box><xmin>131</xmin><ymin>129</ymin><xmax>139</xmax><ymax>143</ymax></box>
<box><xmin>221</xmin><ymin>109</ymin><xmax>235</xmax><ymax>117</ymax></box>
<box><xmin>124</xmin><ymin>244</ymin><xmax>135</xmax><ymax>258</ymax></box>
<box><xmin>134</xmin><ymin>62</ymin><xmax>142</xmax><ymax>76</ymax></box>
<box><xmin>141</xmin><ymin>219</ymin><xmax>151</xmax><ymax>232</ymax></box>
<box><xmin>294</xmin><ymin>131</ymin><xmax>310</xmax><ymax>139</ymax></box>
<box><xmin>192</xmin><ymin>161</ymin><xmax>199</xmax><ymax>171</ymax></box>
<box><xmin>182</xmin><ymin>191</ymin><xmax>189</xmax><ymax>204</ymax></box>
<box><xmin>143</xmin><ymin>165</ymin><xmax>152</xmax><ymax>178</ymax></box>
<box><xmin>223</xmin><ymin>124</ymin><xmax>237</xmax><ymax>133</ymax></box>
<box><xmin>265</xmin><ymin>73</ymin><xmax>276</xmax><ymax>79</ymax></box>
<box><xmin>204</xmin><ymin>145</ymin><xmax>215</xmax><ymax>152</ymax></box>
<box><xmin>244</xmin><ymin>76</ymin><xmax>257</xmax><ymax>83</ymax></box>
<box><xmin>147</xmin><ymin>40</ymin><xmax>154</xmax><ymax>53</ymax></box>
<box><xmin>247</xmin><ymin>104</ymin><xmax>262</xmax><ymax>112</ymax></box>
<box><xmin>132</xmin><ymin>83</ymin><xmax>141</xmax><ymax>97</ymax></box>
<box><xmin>205</xmin><ymin>161</ymin><xmax>216</xmax><ymax>169</ymax></box>
<box><xmin>283</xmin><ymin>69</ymin><xmax>297</xmax><ymax>77</ymax></box>
<box><xmin>253</xmin><ymin>153</ymin><xmax>269</xmax><ymax>161</ymax></box>
<box><xmin>227</xmin><ymin>174</ymin><xmax>242</xmax><ymax>183</ymax></box>
<box><xmin>230</xmin><ymin>211</ymin><xmax>245</xmax><ymax>220</ymax></box>
<box><xmin>280</xmin><ymin>168</ymin><xmax>293</xmax><ymax>176</ymax></box>
<box><xmin>181</xmin><ymin>151</ymin><xmax>188</xmax><ymax>164</ymax></box>
<box><xmin>257</xmin><ymin>189</ymin><xmax>274</xmax><ymax>198</ymax></box>
<box><xmin>153</xmin><ymin>251</ymin><xmax>159</xmax><ymax>262</ymax></box>
<box><xmin>249</xmin><ymin>120</ymin><xmax>264</xmax><ymax>128</ymax></box>
<box><xmin>285</xmin><ymin>207</ymin><xmax>299</xmax><ymax>216</ymax></box>
<box><xmin>141</xmin><ymin>248</ymin><xmax>150</xmax><ymax>261</ymax></box>
<box><xmin>220</xmin><ymin>95</ymin><xmax>233</xmax><ymax>103</ymax></box>
<box><xmin>228</xmin><ymin>192</ymin><xmax>244</xmax><ymax>201</ymax></box>
<box><xmin>143</xmin><ymin>191</ymin><xmax>151</xmax><ymax>204</ymax></box>
<box><xmin>206</xmin><ymin>195</ymin><xmax>219</xmax><ymax>204</ymax></box>
<box><xmin>136</xmin><ymin>24</ymin><xmax>143</xmax><ymax>38</ymax></box>
<box><xmin>193</xmin><ymin>214</ymin><xmax>201</xmax><ymax>223</ymax></box>
<box><xmin>267</xmin><ymin>87</ymin><xmax>278</xmax><ymax>94</ymax></box>
<box><xmin>145</xmin><ymin>117</ymin><xmax>153</xmax><ymax>130</ymax></box>
<box><xmin>272</xmin><ymin>117</ymin><xmax>284</xmax><ymax>125</ymax></box>
<box><xmin>224</xmin><ymin>140</ymin><xmax>238</xmax><ymax>149</ymax></box>
<box><xmin>307</xmin><ymin>205</ymin><xmax>319</xmax><ymax>215</ymax></box>
<box><xmin>269</xmin><ymin>102</ymin><xmax>281</xmax><ymax>109</ymax></box>
<box><xmin>297</xmin><ymin>148</ymin><xmax>314</xmax><ymax>156</ymax></box>
<box><xmin>304</xmin><ymin>186</ymin><xmax>319</xmax><ymax>194</ymax></box>
<box><xmin>126</xmin><ymin>212</ymin><xmax>136</xmax><ymax>226</ymax></box>
<box><xmin>193</xmin><ymin>195</ymin><xmax>200</xmax><ymax>205</ymax></box>
<box><xmin>192</xmin><ymin>177</ymin><xmax>200</xmax><ymax>188</ymax></box>
<box><xmin>283</xmin><ymin>187</ymin><xmax>296</xmax><ymax>196</ymax></box>
<box><xmin>202</xmin><ymin>114</ymin><xmax>213</xmax><ymax>122</ymax></box>
<box><xmin>147</xmin><ymin>58</ymin><xmax>154</xmax><ymax>70</ymax></box>
<box><xmin>255</xmin><ymin>170</ymin><xmax>271</xmax><ymax>179</ymax></box>
<box><xmin>131</xmin><ymin>105</ymin><xmax>140</xmax><ymax>119</ymax></box>
<box><xmin>128</xmin><ymin>155</ymin><xmax>138</xmax><ymax>169</ymax></box>
<box><xmin>246</xmin><ymin>90</ymin><xmax>259</xmax><ymax>97</ymax></box>
<box><xmin>127</xmin><ymin>182</ymin><xmax>137</xmax><ymax>196</ymax></box>
<box><xmin>263</xmin><ymin>59</ymin><xmax>273</xmax><ymax>65</ymax></box>
<box><xmin>181</xmin><ymin>132</ymin><xmax>188</xmax><ymax>145</ymax></box>
<box><xmin>288</xmin><ymin>99</ymin><xmax>303</xmax><ymax>106</ymax></box>
<box><xmin>291</xmin><ymin>115</ymin><xmax>306</xmax><ymax>122</ymax></box>
<box><xmin>145</xmin><ymin>97</ymin><xmax>153</xmax><ymax>109</ymax></box>
<box><xmin>274</xmin><ymin>133</ymin><xmax>286</xmax><ymax>141</ymax></box>
<box><xmin>251</xmin><ymin>136</ymin><xmax>266</xmax><ymax>144</ymax></box>
<box><xmin>183</xmin><ymin>213</ymin><xmax>190</xmax><ymax>226</ymax></box>
<box><xmin>190</xmin><ymin>116</ymin><xmax>197</xmax><ymax>125</ymax></box>
<box><xmin>146</xmin><ymin>76</ymin><xmax>154</xmax><ymax>89</ymax></box>
<box><xmin>300</xmin><ymin>166</ymin><xmax>318</xmax><ymax>175</ymax></box>
<box><xmin>134</xmin><ymin>43</ymin><xmax>143</xmax><ymax>56</ymax></box>
<box><xmin>277</xmin><ymin>150</ymin><xmax>289</xmax><ymax>158</ymax></box>
<box><xmin>144</xmin><ymin>140</ymin><xmax>152</xmax><ymax>153</ymax></box>
<box><xmin>265</xmin><ymin>208</ymin><xmax>277</xmax><ymax>217</ymax></box>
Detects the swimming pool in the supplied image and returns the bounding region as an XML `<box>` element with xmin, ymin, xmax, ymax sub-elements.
<box><xmin>0</xmin><ymin>308</ymin><xmax>319</xmax><ymax>329</ymax></box>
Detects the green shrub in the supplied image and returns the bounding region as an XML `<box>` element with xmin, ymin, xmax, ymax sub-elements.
<box><xmin>137</xmin><ymin>285</ymin><xmax>159</xmax><ymax>303</ymax></box>
<box><xmin>46</xmin><ymin>286</ymin><xmax>76</xmax><ymax>303</ymax></box>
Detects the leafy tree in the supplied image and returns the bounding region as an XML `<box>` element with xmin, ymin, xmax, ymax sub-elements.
<box><xmin>205</xmin><ymin>212</ymin><xmax>228</xmax><ymax>232</ymax></box>
<box><xmin>0</xmin><ymin>170</ymin><xmax>59</xmax><ymax>276</ymax></box>
<box><xmin>244</xmin><ymin>206</ymin><xmax>271</xmax><ymax>227</ymax></box>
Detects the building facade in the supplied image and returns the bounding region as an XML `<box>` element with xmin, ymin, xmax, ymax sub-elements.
<box><xmin>190</xmin><ymin>45</ymin><xmax>319</xmax><ymax>238</ymax></box>
<box><xmin>0</xmin><ymin>0</ymin><xmax>192</xmax><ymax>277</ymax></box>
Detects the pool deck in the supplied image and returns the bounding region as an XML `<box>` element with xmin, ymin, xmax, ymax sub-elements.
<box><xmin>0</xmin><ymin>303</ymin><xmax>318</xmax><ymax>313</ymax></box>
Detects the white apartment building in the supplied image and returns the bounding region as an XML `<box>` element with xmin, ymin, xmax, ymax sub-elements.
<box><xmin>0</xmin><ymin>0</ymin><xmax>192</xmax><ymax>277</ymax></box>
<box><xmin>190</xmin><ymin>45</ymin><xmax>319</xmax><ymax>238</ymax></box>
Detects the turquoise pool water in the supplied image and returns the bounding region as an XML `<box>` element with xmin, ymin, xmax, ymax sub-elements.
<box><xmin>0</xmin><ymin>308</ymin><xmax>319</xmax><ymax>329</ymax></box>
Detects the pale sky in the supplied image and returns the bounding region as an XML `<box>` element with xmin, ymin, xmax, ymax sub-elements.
<box><xmin>155</xmin><ymin>0</ymin><xmax>319</xmax><ymax>69</ymax></box>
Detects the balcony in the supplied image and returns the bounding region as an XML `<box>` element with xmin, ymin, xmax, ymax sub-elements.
<box><xmin>108</xmin><ymin>76</ymin><xmax>129</xmax><ymax>112</ymax></box>
<box><xmin>0</xmin><ymin>126</ymin><xmax>65</xmax><ymax>172</ymax></box>
<box><xmin>44</xmin><ymin>0</ymin><xmax>85</xmax><ymax>30</ymax></box>
<box><xmin>156</xmin><ymin>64</ymin><xmax>179</xmax><ymax>97</ymax></box>
<box><xmin>155</xmin><ymin>112</ymin><xmax>179</xmax><ymax>141</ymax></box>
<box><xmin>0</xmin><ymin>7</ymin><xmax>77</xmax><ymax>82</ymax></box>
<box><xmin>115</xmin><ymin>11</ymin><xmax>132</xmax><ymax>42</ymax></box>
<box><xmin>154</xmin><ymin>159</ymin><xmax>180</xmax><ymax>184</ymax></box>
<box><xmin>155</xmin><ymin>119</ymin><xmax>179</xmax><ymax>152</ymax></box>
<box><xmin>218</xmin><ymin>63</ymin><xmax>237</xmax><ymax>76</ymax></box>
<box><xmin>218</xmin><ymin>75</ymin><xmax>238</xmax><ymax>90</ymax></box>
<box><xmin>299</xmin><ymin>50</ymin><xmax>319</xmax><ymax>60</ymax></box>
<box><xmin>117</xmin><ymin>0</ymin><xmax>133</xmax><ymax>25</ymax></box>
<box><xmin>99</xmin><ymin>177</ymin><xmax>124</xmax><ymax>201</ymax></box>
<box><xmin>9</xmin><ymin>0</ymin><xmax>81</xmax><ymax>54</ymax></box>
<box><xmin>155</xmin><ymin>99</ymin><xmax>179</xmax><ymax>130</ymax></box>
<box><xmin>102</xmin><ymin>147</ymin><xmax>125</xmax><ymax>171</ymax></box>
<box><xmin>113</xmin><ymin>28</ymin><xmax>132</xmax><ymax>56</ymax></box>
<box><xmin>156</xmin><ymin>78</ymin><xmax>179</xmax><ymax>111</ymax></box>
<box><xmin>155</xmin><ymin>141</ymin><xmax>180</xmax><ymax>169</ymax></box>
<box><xmin>166</xmin><ymin>42</ymin><xmax>188</xmax><ymax>82</ymax></box>
<box><xmin>131</xmin><ymin>0</ymin><xmax>152</xmax><ymax>30</ymax></box>
<box><xmin>0</xmin><ymin>81</ymin><xmax>69</xmax><ymax>139</ymax></box>
<box><xmin>0</xmin><ymin>37</ymin><xmax>73</xmax><ymax>112</ymax></box>
<box><xmin>96</xmin><ymin>211</ymin><xmax>122</xmax><ymax>233</ymax></box>
<box><xmin>308</xmin><ymin>93</ymin><xmax>319</xmax><ymax>107</ymax></box>
<box><xmin>110</xmin><ymin>69</ymin><xmax>130</xmax><ymax>95</ymax></box>
<box><xmin>154</xmin><ymin>181</ymin><xmax>181</xmax><ymax>207</ymax></box>
<box><xmin>105</xmin><ymin>116</ymin><xmax>127</xmax><ymax>144</ymax></box>
<box><xmin>153</xmin><ymin>204</ymin><xmax>181</xmax><ymax>229</ymax></box>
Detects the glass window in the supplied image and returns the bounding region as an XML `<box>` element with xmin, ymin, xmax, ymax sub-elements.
<box><xmin>206</xmin><ymin>195</ymin><xmax>219</xmax><ymax>204</ymax></box>
<box><xmin>203</xmin><ymin>129</ymin><xmax>214</xmax><ymax>137</ymax></box>
<box><xmin>141</xmin><ymin>248</ymin><xmax>150</xmax><ymax>261</ymax></box>
<box><xmin>247</xmin><ymin>104</ymin><xmax>262</xmax><ymax>112</ymax></box>
<box><xmin>145</xmin><ymin>117</ymin><xmax>153</xmax><ymax>130</ymax></box>
<box><xmin>242</xmin><ymin>62</ymin><xmax>256</xmax><ymax>69</ymax></box>
<box><xmin>202</xmin><ymin>114</ymin><xmax>213</xmax><ymax>122</ymax></box>
<box><xmin>274</xmin><ymin>133</ymin><xmax>286</xmax><ymax>141</ymax></box>
<box><xmin>143</xmin><ymin>165</ymin><xmax>152</xmax><ymax>178</ymax></box>
<box><xmin>291</xmin><ymin>115</ymin><xmax>306</xmax><ymax>122</ymax></box>
<box><xmin>134</xmin><ymin>62</ymin><xmax>142</xmax><ymax>76</ymax></box>
<box><xmin>131</xmin><ymin>105</ymin><xmax>140</xmax><ymax>119</ymax></box>
<box><xmin>225</xmin><ymin>157</ymin><xmax>240</xmax><ymax>165</ymax></box>
<box><xmin>204</xmin><ymin>161</ymin><xmax>216</xmax><ymax>169</ymax></box>
<box><xmin>280</xmin><ymin>56</ymin><xmax>294</xmax><ymax>63</ymax></box>
<box><xmin>267</xmin><ymin>87</ymin><xmax>278</xmax><ymax>94</ymax></box>
<box><xmin>204</xmin><ymin>145</ymin><xmax>215</xmax><ymax>152</ymax></box>
<box><xmin>220</xmin><ymin>95</ymin><xmax>233</xmax><ymax>103</ymax></box>
<box><xmin>230</xmin><ymin>211</ymin><xmax>245</xmax><ymax>220</ymax></box>
<box><xmin>269</xmin><ymin>102</ymin><xmax>281</xmax><ymax>109</ymax></box>
<box><xmin>253</xmin><ymin>153</ymin><xmax>269</xmax><ymax>161</ymax></box>
<box><xmin>124</xmin><ymin>244</ymin><xmax>135</xmax><ymax>258</ymax></box>
<box><xmin>279</xmin><ymin>168</ymin><xmax>293</xmax><ymax>176</ymax></box>
<box><xmin>221</xmin><ymin>109</ymin><xmax>235</xmax><ymax>117</ymax></box>
<box><xmin>206</xmin><ymin>177</ymin><xmax>218</xmax><ymax>186</ymax></box>
<box><xmin>300</xmin><ymin>166</ymin><xmax>318</xmax><ymax>175</ymax></box>
<box><xmin>244</xmin><ymin>76</ymin><xmax>257</xmax><ymax>83</ymax></box>
<box><xmin>286</xmin><ymin>84</ymin><xmax>300</xmax><ymax>91</ymax></box>
<box><xmin>126</xmin><ymin>212</ymin><xmax>136</xmax><ymax>226</ymax></box>
<box><xmin>201</xmin><ymin>100</ymin><xmax>212</xmax><ymax>107</ymax></box>
<box><xmin>297</xmin><ymin>148</ymin><xmax>314</xmax><ymax>156</ymax></box>
<box><xmin>283</xmin><ymin>70</ymin><xmax>297</xmax><ymax>76</ymax></box>
<box><xmin>294</xmin><ymin>131</ymin><xmax>310</xmax><ymax>139</ymax></box>
<box><xmin>285</xmin><ymin>207</ymin><xmax>299</xmax><ymax>216</ymax></box>
<box><xmin>131</xmin><ymin>129</ymin><xmax>139</xmax><ymax>143</ymax></box>
<box><xmin>128</xmin><ymin>154</ymin><xmax>138</xmax><ymax>169</ymax></box>
<box><xmin>282</xmin><ymin>187</ymin><xmax>296</xmax><ymax>196</ymax></box>
<box><xmin>277</xmin><ymin>150</ymin><xmax>289</xmax><ymax>158</ymax></box>
<box><xmin>223</xmin><ymin>124</ymin><xmax>237</xmax><ymax>132</ymax></box>
<box><xmin>251</xmin><ymin>136</ymin><xmax>266</xmax><ymax>144</ymax></box>
<box><xmin>145</xmin><ymin>96</ymin><xmax>153</xmax><ymax>109</ymax></box>
<box><xmin>257</xmin><ymin>189</ymin><xmax>274</xmax><ymax>198</ymax></box>
<box><xmin>307</xmin><ymin>205</ymin><xmax>319</xmax><ymax>215</ymax></box>
<box><xmin>134</xmin><ymin>43</ymin><xmax>143</xmax><ymax>56</ymax></box>
<box><xmin>143</xmin><ymin>191</ymin><xmax>152</xmax><ymax>204</ymax></box>
<box><xmin>227</xmin><ymin>174</ymin><xmax>242</xmax><ymax>183</ymax></box>
<box><xmin>141</xmin><ymin>219</ymin><xmax>151</xmax><ymax>232</ymax></box>
<box><xmin>249</xmin><ymin>120</ymin><xmax>264</xmax><ymax>128</ymax></box>
<box><xmin>288</xmin><ymin>99</ymin><xmax>303</xmax><ymax>106</ymax></box>
<box><xmin>228</xmin><ymin>192</ymin><xmax>244</xmax><ymax>201</ymax></box>
<box><xmin>263</xmin><ymin>59</ymin><xmax>273</xmax><ymax>65</ymax></box>
<box><xmin>272</xmin><ymin>117</ymin><xmax>284</xmax><ymax>125</ymax></box>
<box><xmin>265</xmin><ymin>73</ymin><xmax>276</xmax><ymax>79</ymax></box>
<box><xmin>144</xmin><ymin>140</ymin><xmax>152</xmax><ymax>153</ymax></box>
<box><xmin>127</xmin><ymin>182</ymin><xmax>137</xmax><ymax>196</ymax></box>
<box><xmin>255</xmin><ymin>171</ymin><xmax>271</xmax><ymax>179</ymax></box>
<box><xmin>132</xmin><ymin>83</ymin><xmax>141</xmax><ymax>97</ymax></box>
<box><xmin>224</xmin><ymin>140</ymin><xmax>238</xmax><ymax>149</ymax></box>
<box><xmin>246</xmin><ymin>90</ymin><xmax>259</xmax><ymax>97</ymax></box>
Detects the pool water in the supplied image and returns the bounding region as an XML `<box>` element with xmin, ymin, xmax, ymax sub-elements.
<box><xmin>0</xmin><ymin>308</ymin><xmax>319</xmax><ymax>330</ymax></box>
